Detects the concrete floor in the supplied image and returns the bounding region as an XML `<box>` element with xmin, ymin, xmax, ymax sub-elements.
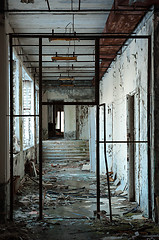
<box><xmin>6</xmin><ymin>145</ymin><xmax>159</xmax><ymax>239</ymax></box>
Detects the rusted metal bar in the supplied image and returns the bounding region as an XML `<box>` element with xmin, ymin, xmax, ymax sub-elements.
<box><xmin>37</xmin><ymin>70</ymin><xmax>95</xmax><ymax>72</ymax></box>
<box><xmin>10</xmin><ymin>34</ymin><xmax>150</xmax><ymax>39</ymax></box>
<box><xmin>13</xmin><ymin>44</ymin><xmax>125</xmax><ymax>47</ymax></box>
<box><xmin>2</xmin><ymin>8</ymin><xmax>150</xmax><ymax>13</ymax></box>
<box><xmin>23</xmin><ymin>61</ymin><xmax>96</xmax><ymax>63</ymax></box>
<box><xmin>44</xmin><ymin>85</ymin><xmax>93</xmax><ymax>87</ymax></box>
<box><xmin>37</xmin><ymin>76</ymin><xmax>94</xmax><ymax>78</ymax></box>
<box><xmin>9</xmin><ymin>35</ymin><xmax>13</xmax><ymax>221</ymax></box>
<box><xmin>35</xmin><ymin>71</ymin><xmax>95</xmax><ymax>73</ymax></box>
<box><xmin>34</xmin><ymin>74</ymin><xmax>37</xmax><ymax>164</ymax></box>
<box><xmin>27</xmin><ymin>66</ymin><xmax>96</xmax><ymax>69</ymax></box>
<box><xmin>99</xmin><ymin>103</ymin><xmax>112</xmax><ymax>222</ymax></box>
<box><xmin>99</xmin><ymin>141</ymin><xmax>148</xmax><ymax>143</ymax></box>
<box><xmin>79</xmin><ymin>0</ymin><xmax>80</xmax><ymax>11</ymax></box>
<box><xmin>42</xmin><ymin>101</ymin><xmax>96</xmax><ymax>106</ymax></box>
<box><xmin>127</xmin><ymin>95</ymin><xmax>135</xmax><ymax>201</ymax></box>
<box><xmin>95</xmin><ymin>38</ymin><xmax>100</xmax><ymax>219</ymax></box>
<box><xmin>7</xmin><ymin>115</ymin><xmax>39</xmax><ymax>117</ymax></box>
<box><xmin>18</xmin><ymin>53</ymin><xmax>118</xmax><ymax>56</ymax></box>
<box><xmin>39</xmin><ymin>37</ymin><xmax>43</xmax><ymax>220</ymax></box>
<box><xmin>14</xmin><ymin>44</ymin><xmax>96</xmax><ymax>47</ymax></box>
<box><xmin>148</xmin><ymin>36</ymin><xmax>152</xmax><ymax>219</ymax></box>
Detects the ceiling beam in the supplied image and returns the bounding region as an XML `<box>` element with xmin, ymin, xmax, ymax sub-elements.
<box><xmin>13</xmin><ymin>44</ymin><xmax>125</xmax><ymax>47</ymax></box>
<box><xmin>23</xmin><ymin>60</ymin><xmax>96</xmax><ymax>63</ymax></box>
<box><xmin>36</xmin><ymin>76</ymin><xmax>94</xmax><ymax>78</ymax></box>
<box><xmin>4</xmin><ymin>8</ymin><xmax>149</xmax><ymax>13</ymax></box>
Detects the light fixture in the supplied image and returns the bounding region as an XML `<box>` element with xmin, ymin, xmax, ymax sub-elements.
<box><xmin>49</xmin><ymin>38</ymin><xmax>79</xmax><ymax>42</ymax></box>
<box><xmin>21</xmin><ymin>0</ymin><xmax>34</xmax><ymax>3</ymax></box>
<box><xmin>52</xmin><ymin>56</ymin><xmax>77</xmax><ymax>61</ymax></box>
<box><xmin>58</xmin><ymin>77</ymin><xmax>74</xmax><ymax>81</ymax></box>
<box><xmin>60</xmin><ymin>84</ymin><xmax>74</xmax><ymax>87</ymax></box>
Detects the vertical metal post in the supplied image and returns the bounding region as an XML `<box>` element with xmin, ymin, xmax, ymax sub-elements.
<box><xmin>103</xmin><ymin>104</ymin><xmax>112</xmax><ymax>222</ymax></box>
<box><xmin>34</xmin><ymin>74</ymin><xmax>37</xmax><ymax>162</ymax></box>
<box><xmin>10</xmin><ymin>35</ymin><xmax>13</xmax><ymax>221</ymax></box>
<box><xmin>127</xmin><ymin>95</ymin><xmax>135</xmax><ymax>201</ymax></box>
<box><xmin>39</xmin><ymin>37</ymin><xmax>43</xmax><ymax>220</ymax></box>
<box><xmin>95</xmin><ymin>38</ymin><xmax>100</xmax><ymax>218</ymax></box>
<box><xmin>79</xmin><ymin>0</ymin><xmax>81</xmax><ymax>11</ymax></box>
<box><xmin>148</xmin><ymin>36</ymin><xmax>152</xmax><ymax>219</ymax></box>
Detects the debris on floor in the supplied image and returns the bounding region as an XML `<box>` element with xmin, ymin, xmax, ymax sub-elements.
<box><xmin>3</xmin><ymin>141</ymin><xmax>158</xmax><ymax>240</ymax></box>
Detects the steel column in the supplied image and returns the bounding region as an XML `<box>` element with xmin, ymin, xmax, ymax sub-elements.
<box><xmin>9</xmin><ymin>35</ymin><xmax>13</xmax><ymax>221</ymax></box>
<box><xmin>103</xmin><ymin>104</ymin><xmax>112</xmax><ymax>222</ymax></box>
<box><xmin>79</xmin><ymin>0</ymin><xmax>81</xmax><ymax>11</ymax></box>
<box><xmin>148</xmin><ymin>36</ymin><xmax>152</xmax><ymax>219</ymax></box>
<box><xmin>95</xmin><ymin>38</ymin><xmax>100</xmax><ymax>218</ymax></box>
<box><xmin>39</xmin><ymin>37</ymin><xmax>43</xmax><ymax>220</ymax></box>
<box><xmin>34</xmin><ymin>74</ymin><xmax>37</xmax><ymax>163</ymax></box>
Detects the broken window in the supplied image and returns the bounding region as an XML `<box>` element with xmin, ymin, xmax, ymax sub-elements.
<box><xmin>22</xmin><ymin>69</ymin><xmax>34</xmax><ymax>148</ymax></box>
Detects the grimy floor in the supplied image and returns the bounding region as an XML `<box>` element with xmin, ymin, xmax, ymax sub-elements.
<box><xmin>1</xmin><ymin>140</ymin><xmax>159</xmax><ymax>240</ymax></box>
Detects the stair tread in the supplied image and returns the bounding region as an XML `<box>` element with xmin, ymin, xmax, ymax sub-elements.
<box><xmin>42</xmin><ymin>140</ymin><xmax>89</xmax><ymax>161</ymax></box>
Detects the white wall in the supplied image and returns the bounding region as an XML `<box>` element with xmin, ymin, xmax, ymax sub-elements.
<box><xmin>98</xmin><ymin>12</ymin><xmax>154</xmax><ymax>216</ymax></box>
<box><xmin>76</xmin><ymin>105</ymin><xmax>89</xmax><ymax>140</ymax></box>
<box><xmin>64</xmin><ymin>105</ymin><xmax>76</xmax><ymax>139</ymax></box>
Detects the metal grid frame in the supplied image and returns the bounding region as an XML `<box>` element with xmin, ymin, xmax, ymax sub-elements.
<box><xmin>9</xmin><ymin>33</ymin><xmax>152</xmax><ymax>221</ymax></box>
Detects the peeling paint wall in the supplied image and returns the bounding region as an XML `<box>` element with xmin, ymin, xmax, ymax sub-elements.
<box><xmin>99</xmin><ymin>12</ymin><xmax>154</xmax><ymax>216</ymax></box>
<box><xmin>13</xmin><ymin>146</ymin><xmax>38</xmax><ymax>178</ymax></box>
<box><xmin>76</xmin><ymin>105</ymin><xmax>89</xmax><ymax>140</ymax></box>
<box><xmin>64</xmin><ymin>105</ymin><xmax>76</xmax><ymax>139</ymax></box>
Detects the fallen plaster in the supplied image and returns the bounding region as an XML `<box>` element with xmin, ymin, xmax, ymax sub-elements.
<box><xmin>3</xmin><ymin>139</ymin><xmax>158</xmax><ymax>239</ymax></box>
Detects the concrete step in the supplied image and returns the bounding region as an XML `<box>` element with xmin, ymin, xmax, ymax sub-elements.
<box><xmin>42</xmin><ymin>148</ymin><xmax>89</xmax><ymax>151</ymax></box>
<box><xmin>42</xmin><ymin>140</ymin><xmax>89</xmax><ymax>162</ymax></box>
<box><xmin>43</xmin><ymin>155</ymin><xmax>89</xmax><ymax>159</ymax></box>
<box><xmin>43</xmin><ymin>141</ymin><xmax>89</xmax><ymax>147</ymax></box>
<box><xmin>42</xmin><ymin>146</ymin><xmax>89</xmax><ymax>150</ymax></box>
<box><xmin>43</xmin><ymin>157</ymin><xmax>89</xmax><ymax>161</ymax></box>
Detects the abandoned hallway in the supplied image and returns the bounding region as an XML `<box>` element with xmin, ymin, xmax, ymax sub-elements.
<box><xmin>2</xmin><ymin>0</ymin><xmax>159</xmax><ymax>239</ymax></box>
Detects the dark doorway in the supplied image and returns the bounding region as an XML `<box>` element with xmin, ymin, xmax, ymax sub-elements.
<box><xmin>48</xmin><ymin>104</ymin><xmax>64</xmax><ymax>139</ymax></box>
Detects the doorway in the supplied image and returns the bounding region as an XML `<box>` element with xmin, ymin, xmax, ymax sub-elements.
<box><xmin>48</xmin><ymin>104</ymin><xmax>64</xmax><ymax>139</ymax></box>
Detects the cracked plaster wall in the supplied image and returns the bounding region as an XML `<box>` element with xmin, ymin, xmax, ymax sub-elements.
<box><xmin>76</xmin><ymin>105</ymin><xmax>89</xmax><ymax>140</ymax></box>
<box><xmin>99</xmin><ymin>12</ymin><xmax>154</xmax><ymax>216</ymax></box>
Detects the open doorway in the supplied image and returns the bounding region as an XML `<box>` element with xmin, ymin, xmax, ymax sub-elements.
<box><xmin>48</xmin><ymin>104</ymin><xmax>64</xmax><ymax>139</ymax></box>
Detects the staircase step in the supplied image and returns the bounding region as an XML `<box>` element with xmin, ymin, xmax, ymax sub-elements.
<box><xmin>42</xmin><ymin>140</ymin><xmax>89</xmax><ymax>162</ymax></box>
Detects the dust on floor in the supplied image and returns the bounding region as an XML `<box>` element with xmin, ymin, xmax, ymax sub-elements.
<box><xmin>1</xmin><ymin>154</ymin><xmax>159</xmax><ymax>239</ymax></box>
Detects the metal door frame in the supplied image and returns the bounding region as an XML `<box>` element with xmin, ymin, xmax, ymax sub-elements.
<box><xmin>9</xmin><ymin>33</ymin><xmax>152</xmax><ymax>221</ymax></box>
